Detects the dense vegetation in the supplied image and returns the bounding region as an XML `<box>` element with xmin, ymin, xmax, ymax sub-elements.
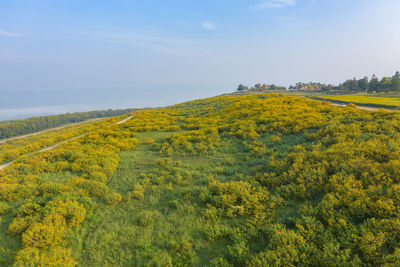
<box><xmin>0</xmin><ymin>115</ymin><xmax>127</xmax><ymax>165</ymax></box>
<box><xmin>1</xmin><ymin>94</ymin><xmax>400</xmax><ymax>266</ymax></box>
<box><xmin>0</xmin><ymin>108</ymin><xmax>137</xmax><ymax>140</ymax></box>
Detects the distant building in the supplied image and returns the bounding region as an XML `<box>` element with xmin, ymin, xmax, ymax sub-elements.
<box><xmin>254</xmin><ymin>83</ymin><xmax>269</xmax><ymax>90</ymax></box>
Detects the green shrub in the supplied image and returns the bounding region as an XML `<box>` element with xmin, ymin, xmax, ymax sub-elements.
<box><xmin>210</xmin><ymin>257</ymin><xmax>232</xmax><ymax>266</ymax></box>
<box><xmin>0</xmin><ymin>201</ymin><xmax>9</xmax><ymax>215</ymax></box>
<box><xmin>169</xmin><ymin>236</ymin><xmax>197</xmax><ymax>265</ymax></box>
<box><xmin>8</xmin><ymin>216</ymin><xmax>37</xmax><ymax>234</ymax></box>
<box><xmin>131</xmin><ymin>184</ymin><xmax>145</xmax><ymax>200</ymax></box>
<box><xmin>270</xmin><ymin>134</ymin><xmax>281</xmax><ymax>144</ymax></box>
<box><xmin>22</xmin><ymin>222</ymin><xmax>66</xmax><ymax>249</ymax></box>
<box><xmin>89</xmin><ymin>171</ymin><xmax>108</xmax><ymax>183</ymax></box>
<box><xmin>137</xmin><ymin>210</ymin><xmax>156</xmax><ymax>226</ymax></box>
<box><xmin>144</xmin><ymin>137</ymin><xmax>155</xmax><ymax>145</ymax></box>
<box><xmin>105</xmin><ymin>192</ymin><xmax>123</xmax><ymax>206</ymax></box>
<box><xmin>17</xmin><ymin>203</ymin><xmax>41</xmax><ymax>217</ymax></box>
<box><xmin>69</xmin><ymin>178</ymin><xmax>109</xmax><ymax>198</ymax></box>
<box><xmin>14</xmin><ymin>246</ymin><xmax>76</xmax><ymax>267</ymax></box>
<box><xmin>164</xmin><ymin>125</ymin><xmax>181</xmax><ymax>131</ymax></box>
<box><xmin>169</xmin><ymin>200</ymin><xmax>180</xmax><ymax>209</ymax></box>
<box><xmin>43</xmin><ymin>199</ymin><xmax>87</xmax><ymax>227</ymax></box>
<box><xmin>148</xmin><ymin>250</ymin><xmax>172</xmax><ymax>267</ymax></box>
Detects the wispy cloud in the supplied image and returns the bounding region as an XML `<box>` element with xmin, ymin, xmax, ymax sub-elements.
<box><xmin>63</xmin><ymin>29</ymin><xmax>210</xmax><ymax>56</ymax></box>
<box><xmin>202</xmin><ymin>22</ymin><xmax>216</xmax><ymax>30</ymax></box>
<box><xmin>0</xmin><ymin>30</ymin><xmax>22</xmax><ymax>37</ymax></box>
<box><xmin>92</xmin><ymin>30</ymin><xmax>192</xmax><ymax>46</ymax></box>
<box><xmin>255</xmin><ymin>0</ymin><xmax>296</xmax><ymax>9</ymax></box>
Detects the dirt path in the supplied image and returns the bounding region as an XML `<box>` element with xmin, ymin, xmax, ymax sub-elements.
<box><xmin>0</xmin><ymin>118</ymin><xmax>104</xmax><ymax>144</ymax></box>
<box><xmin>0</xmin><ymin>134</ymin><xmax>86</xmax><ymax>171</ymax></box>
<box><xmin>330</xmin><ymin>103</ymin><xmax>381</xmax><ymax>111</ymax></box>
<box><xmin>39</xmin><ymin>134</ymin><xmax>85</xmax><ymax>153</ymax></box>
<box><xmin>0</xmin><ymin>161</ymin><xmax>13</xmax><ymax>171</ymax></box>
<box><xmin>355</xmin><ymin>106</ymin><xmax>381</xmax><ymax>111</ymax></box>
<box><xmin>0</xmin><ymin>114</ymin><xmax>138</xmax><ymax>171</ymax></box>
<box><xmin>116</xmin><ymin>116</ymin><xmax>134</xmax><ymax>125</ymax></box>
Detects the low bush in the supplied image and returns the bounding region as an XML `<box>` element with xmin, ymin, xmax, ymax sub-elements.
<box><xmin>105</xmin><ymin>192</ymin><xmax>123</xmax><ymax>206</ymax></box>
<box><xmin>0</xmin><ymin>201</ymin><xmax>9</xmax><ymax>215</ymax></box>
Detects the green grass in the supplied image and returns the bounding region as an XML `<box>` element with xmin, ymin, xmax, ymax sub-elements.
<box><xmin>65</xmin><ymin>129</ymin><xmax>310</xmax><ymax>266</ymax></box>
<box><xmin>0</xmin><ymin>209</ymin><xmax>21</xmax><ymax>266</ymax></box>
<box><xmin>67</xmin><ymin>131</ymin><xmax>212</xmax><ymax>266</ymax></box>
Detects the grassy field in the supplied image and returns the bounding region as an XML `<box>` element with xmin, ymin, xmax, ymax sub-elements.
<box><xmin>67</xmin><ymin>130</ymin><xmax>307</xmax><ymax>266</ymax></box>
<box><xmin>318</xmin><ymin>95</ymin><xmax>400</xmax><ymax>108</ymax></box>
<box><xmin>238</xmin><ymin>90</ymin><xmax>400</xmax><ymax>108</ymax></box>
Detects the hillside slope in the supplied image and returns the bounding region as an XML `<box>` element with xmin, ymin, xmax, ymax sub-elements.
<box><xmin>1</xmin><ymin>94</ymin><xmax>400</xmax><ymax>266</ymax></box>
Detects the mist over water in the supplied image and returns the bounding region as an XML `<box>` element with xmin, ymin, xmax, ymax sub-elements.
<box><xmin>0</xmin><ymin>86</ymin><xmax>227</xmax><ymax>121</ymax></box>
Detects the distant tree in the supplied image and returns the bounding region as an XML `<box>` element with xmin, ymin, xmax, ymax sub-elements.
<box><xmin>342</xmin><ymin>78</ymin><xmax>359</xmax><ymax>91</ymax></box>
<box><xmin>369</xmin><ymin>75</ymin><xmax>380</xmax><ymax>92</ymax></box>
<box><xmin>296</xmin><ymin>82</ymin><xmax>305</xmax><ymax>90</ymax></box>
<box><xmin>358</xmin><ymin>76</ymin><xmax>369</xmax><ymax>93</ymax></box>
<box><xmin>321</xmin><ymin>85</ymin><xmax>331</xmax><ymax>92</ymax></box>
<box><xmin>237</xmin><ymin>84</ymin><xmax>249</xmax><ymax>92</ymax></box>
<box><xmin>254</xmin><ymin>83</ymin><xmax>266</xmax><ymax>89</ymax></box>
<box><xmin>380</xmin><ymin>77</ymin><xmax>392</xmax><ymax>91</ymax></box>
<box><xmin>392</xmin><ymin>71</ymin><xmax>400</xmax><ymax>91</ymax></box>
<box><xmin>283</xmin><ymin>71</ymin><xmax>400</xmax><ymax>93</ymax></box>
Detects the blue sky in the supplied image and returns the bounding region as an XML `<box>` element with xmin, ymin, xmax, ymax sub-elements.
<box><xmin>1</xmin><ymin>0</ymin><xmax>400</xmax><ymax>119</ymax></box>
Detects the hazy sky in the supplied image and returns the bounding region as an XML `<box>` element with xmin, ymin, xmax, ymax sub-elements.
<box><xmin>1</xmin><ymin>0</ymin><xmax>400</xmax><ymax>119</ymax></box>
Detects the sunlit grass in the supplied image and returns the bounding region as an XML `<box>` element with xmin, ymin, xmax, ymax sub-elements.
<box><xmin>320</xmin><ymin>95</ymin><xmax>400</xmax><ymax>107</ymax></box>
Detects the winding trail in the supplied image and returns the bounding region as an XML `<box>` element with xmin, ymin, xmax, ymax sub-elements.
<box><xmin>330</xmin><ymin>103</ymin><xmax>381</xmax><ymax>111</ymax></box>
<box><xmin>0</xmin><ymin>114</ymin><xmax>138</xmax><ymax>171</ymax></box>
<box><xmin>0</xmin><ymin>134</ymin><xmax>85</xmax><ymax>171</ymax></box>
<box><xmin>0</xmin><ymin>161</ymin><xmax>12</xmax><ymax>171</ymax></box>
<box><xmin>116</xmin><ymin>116</ymin><xmax>134</xmax><ymax>125</ymax></box>
<box><xmin>0</xmin><ymin>118</ymin><xmax>103</xmax><ymax>144</ymax></box>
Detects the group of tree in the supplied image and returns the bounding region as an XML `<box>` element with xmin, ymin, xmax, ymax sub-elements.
<box><xmin>0</xmin><ymin>108</ymin><xmax>137</xmax><ymax>140</ymax></box>
<box><xmin>336</xmin><ymin>71</ymin><xmax>400</xmax><ymax>92</ymax></box>
<box><xmin>237</xmin><ymin>83</ymin><xmax>287</xmax><ymax>92</ymax></box>
<box><xmin>289</xmin><ymin>82</ymin><xmax>332</xmax><ymax>91</ymax></box>
<box><xmin>237</xmin><ymin>71</ymin><xmax>400</xmax><ymax>93</ymax></box>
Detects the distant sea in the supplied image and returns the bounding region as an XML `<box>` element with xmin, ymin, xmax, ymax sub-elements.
<box><xmin>0</xmin><ymin>87</ymin><xmax>221</xmax><ymax>121</ymax></box>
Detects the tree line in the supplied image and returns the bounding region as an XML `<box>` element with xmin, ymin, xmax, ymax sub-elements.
<box><xmin>0</xmin><ymin>108</ymin><xmax>137</xmax><ymax>140</ymax></box>
<box><xmin>334</xmin><ymin>71</ymin><xmax>400</xmax><ymax>92</ymax></box>
<box><xmin>237</xmin><ymin>71</ymin><xmax>400</xmax><ymax>93</ymax></box>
